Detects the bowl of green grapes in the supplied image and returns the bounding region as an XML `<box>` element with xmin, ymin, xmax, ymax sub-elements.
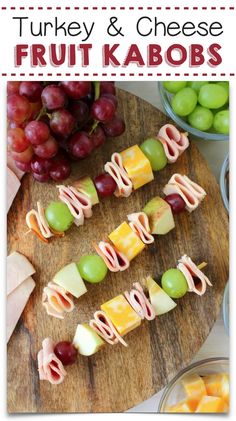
<box><xmin>159</xmin><ymin>81</ymin><xmax>229</xmax><ymax>141</ymax></box>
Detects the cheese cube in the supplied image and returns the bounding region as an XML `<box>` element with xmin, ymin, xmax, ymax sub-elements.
<box><xmin>121</xmin><ymin>145</ymin><xmax>154</xmax><ymax>190</ymax></box>
<box><xmin>108</xmin><ymin>221</ymin><xmax>145</xmax><ymax>261</ymax></box>
<box><xmin>101</xmin><ymin>294</ymin><xmax>141</xmax><ymax>336</ymax></box>
<box><xmin>203</xmin><ymin>373</ymin><xmax>229</xmax><ymax>404</ymax></box>
<box><xmin>181</xmin><ymin>373</ymin><xmax>207</xmax><ymax>401</ymax></box>
<box><xmin>195</xmin><ymin>396</ymin><xmax>225</xmax><ymax>413</ymax></box>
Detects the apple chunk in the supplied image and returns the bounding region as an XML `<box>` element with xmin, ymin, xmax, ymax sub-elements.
<box><xmin>146</xmin><ymin>276</ymin><xmax>177</xmax><ymax>315</ymax></box>
<box><xmin>143</xmin><ymin>196</ymin><xmax>175</xmax><ymax>234</ymax></box>
<box><xmin>73</xmin><ymin>176</ymin><xmax>99</xmax><ymax>205</ymax></box>
<box><xmin>73</xmin><ymin>324</ymin><xmax>105</xmax><ymax>356</ymax></box>
<box><xmin>53</xmin><ymin>262</ymin><xmax>87</xmax><ymax>298</ymax></box>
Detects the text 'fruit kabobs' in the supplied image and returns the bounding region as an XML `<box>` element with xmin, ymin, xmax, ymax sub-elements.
<box><xmin>7</xmin><ymin>81</ymin><xmax>125</xmax><ymax>182</ymax></box>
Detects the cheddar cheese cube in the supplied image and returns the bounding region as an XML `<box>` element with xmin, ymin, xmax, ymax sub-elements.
<box><xmin>101</xmin><ymin>294</ymin><xmax>141</xmax><ymax>336</ymax></box>
<box><xmin>108</xmin><ymin>221</ymin><xmax>145</xmax><ymax>261</ymax></box>
<box><xmin>167</xmin><ymin>398</ymin><xmax>197</xmax><ymax>413</ymax></box>
<box><xmin>121</xmin><ymin>145</ymin><xmax>154</xmax><ymax>190</ymax></box>
<box><xmin>181</xmin><ymin>374</ymin><xmax>207</xmax><ymax>401</ymax></box>
<box><xmin>195</xmin><ymin>396</ymin><xmax>225</xmax><ymax>413</ymax></box>
<box><xmin>203</xmin><ymin>373</ymin><xmax>229</xmax><ymax>404</ymax></box>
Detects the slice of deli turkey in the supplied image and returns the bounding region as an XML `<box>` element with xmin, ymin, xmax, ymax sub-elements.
<box><xmin>7</xmin><ymin>167</ymin><xmax>21</xmax><ymax>213</ymax></box>
<box><xmin>7</xmin><ymin>276</ymin><xmax>35</xmax><ymax>342</ymax></box>
<box><xmin>7</xmin><ymin>251</ymin><xmax>35</xmax><ymax>295</ymax></box>
<box><xmin>57</xmin><ymin>185</ymin><xmax>92</xmax><ymax>226</ymax></box>
<box><xmin>37</xmin><ymin>337</ymin><xmax>67</xmax><ymax>384</ymax></box>
<box><xmin>127</xmin><ymin>212</ymin><xmax>154</xmax><ymax>244</ymax></box>
<box><xmin>177</xmin><ymin>255</ymin><xmax>212</xmax><ymax>296</ymax></box>
<box><xmin>104</xmin><ymin>152</ymin><xmax>133</xmax><ymax>198</ymax></box>
<box><xmin>158</xmin><ymin>124</ymin><xmax>189</xmax><ymax>163</ymax></box>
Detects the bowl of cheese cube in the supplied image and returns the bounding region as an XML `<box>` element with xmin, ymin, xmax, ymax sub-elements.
<box><xmin>158</xmin><ymin>357</ymin><xmax>229</xmax><ymax>413</ymax></box>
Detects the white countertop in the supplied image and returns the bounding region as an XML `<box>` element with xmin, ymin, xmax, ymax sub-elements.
<box><xmin>116</xmin><ymin>82</ymin><xmax>229</xmax><ymax>413</ymax></box>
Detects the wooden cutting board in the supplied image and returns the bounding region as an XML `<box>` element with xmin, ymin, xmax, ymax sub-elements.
<box><xmin>7</xmin><ymin>89</ymin><xmax>229</xmax><ymax>413</ymax></box>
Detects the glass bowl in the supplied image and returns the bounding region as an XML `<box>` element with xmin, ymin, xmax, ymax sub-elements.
<box><xmin>222</xmin><ymin>282</ymin><xmax>229</xmax><ymax>335</ymax></box>
<box><xmin>220</xmin><ymin>153</ymin><xmax>229</xmax><ymax>212</ymax></box>
<box><xmin>158</xmin><ymin>357</ymin><xmax>229</xmax><ymax>413</ymax></box>
<box><xmin>158</xmin><ymin>82</ymin><xmax>229</xmax><ymax>142</ymax></box>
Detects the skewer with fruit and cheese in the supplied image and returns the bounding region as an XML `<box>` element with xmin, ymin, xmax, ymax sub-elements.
<box><xmin>26</xmin><ymin>123</ymin><xmax>190</xmax><ymax>242</ymax></box>
<box><xmin>37</xmin><ymin>254</ymin><xmax>211</xmax><ymax>385</ymax></box>
<box><xmin>42</xmin><ymin>174</ymin><xmax>206</xmax><ymax>319</ymax></box>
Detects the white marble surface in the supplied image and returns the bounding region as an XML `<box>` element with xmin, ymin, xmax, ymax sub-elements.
<box><xmin>116</xmin><ymin>82</ymin><xmax>229</xmax><ymax>413</ymax></box>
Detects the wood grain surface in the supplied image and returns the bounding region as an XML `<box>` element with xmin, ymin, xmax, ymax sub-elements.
<box><xmin>7</xmin><ymin>89</ymin><xmax>229</xmax><ymax>413</ymax></box>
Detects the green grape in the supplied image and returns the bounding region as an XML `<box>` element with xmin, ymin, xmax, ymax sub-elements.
<box><xmin>187</xmin><ymin>81</ymin><xmax>208</xmax><ymax>93</ymax></box>
<box><xmin>161</xmin><ymin>268</ymin><xmax>188</xmax><ymax>298</ymax></box>
<box><xmin>140</xmin><ymin>138</ymin><xmax>167</xmax><ymax>171</ymax></box>
<box><xmin>213</xmin><ymin>110</ymin><xmax>229</xmax><ymax>135</ymax></box>
<box><xmin>198</xmin><ymin>84</ymin><xmax>228</xmax><ymax>109</ymax></box>
<box><xmin>171</xmin><ymin>88</ymin><xmax>198</xmax><ymax>117</ymax></box>
<box><xmin>163</xmin><ymin>81</ymin><xmax>187</xmax><ymax>94</ymax></box>
<box><xmin>188</xmin><ymin>105</ymin><xmax>214</xmax><ymax>131</ymax></box>
<box><xmin>77</xmin><ymin>255</ymin><xmax>108</xmax><ymax>283</ymax></box>
<box><xmin>45</xmin><ymin>201</ymin><xmax>74</xmax><ymax>232</ymax></box>
<box><xmin>217</xmin><ymin>81</ymin><xmax>229</xmax><ymax>98</ymax></box>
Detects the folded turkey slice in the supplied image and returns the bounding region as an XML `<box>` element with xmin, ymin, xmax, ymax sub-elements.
<box><xmin>124</xmin><ymin>282</ymin><xmax>156</xmax><ymax>321</ymax></box>
<box><xmin>104</xmin><ymin>152</ymin><xmax>133</xmax><ymax>197</ymax></box>
<box><xmin>7</xmin><ymin>276</ymin><xmax>35</xmax><ymax>343</ymax></box>
<box><xmin>7</xmin><ymin>251</ymin><xmax>36</xmax><ymax>296</ymax></box>
<box><xmin>26</xmin><ymin>201</ymin><xmax>54</xmax><ymax>242</ymax></box>
<box><xmin>177</xmin><ymin>254</ymin><xmax>212</xmax><ymax>296</ymax></box>
<box><xmin>127</xmin><ymin>212</ymin><xmax>154</xmax><ymax>244</ymax></box>
<box><xmin>163</xmin><ymin>174</ymin><xmax>206</xmax><ymax>212</ymax></box>
<box><xmin>57</xmin><ymin>185</ymin><xmax>92</xmax><ymax>226</ymax></box>
<box><xmin>42</xmin><ymin>282</ymin><xmax>74</xmax><ymax>319</ymax></box>
<box><xmin>37</xmin><ymin>337</ymin><xmax>67</xmax><ymax>385</ymax></box>
<box><xmin>89</xmin><ymin>310</ymin><xmax>128</xmax><ymax>347</ymax></box>
<box><xmin>93</xmin><ymin>241</ymin><xmax>129</xmax><ymax>272</ymax></box>
<box><xmin>158</xmin><ymin>124</ymin><xmax>189</xmax><ymax>163</ymax></box>
<box><xmin>7</xmin><ymin>167</ymin><xmax>21</xmax><ymax>213</ymax></box>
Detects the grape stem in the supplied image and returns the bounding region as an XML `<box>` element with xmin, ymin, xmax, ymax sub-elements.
<box><xmin>89</xmin><ymin>81</ymin><xmax>101</xmax><ymax>135</ymax></box>
<box><xmin>35</xmin><ymin>107</ymin><xmax>47</xmax><ymax>121</ymax></box>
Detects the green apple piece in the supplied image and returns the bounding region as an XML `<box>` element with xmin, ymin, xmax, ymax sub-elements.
<box><xmin>73</xmin><ymin>176</ymin><xmax>99</xmax><ymax>205</ymax></box>
<box><xmin>53</xmin><ymin>262</ymin><xmax>87</xmax><ymax>298</ymax></box>
<box><xmin>73</xmin><ymin>324</ymin><xmax>105</xmax><ymax>356</ymax></box>
<box><xmin>146</xmin><ymin>276</ymin><xmax>177</xmax><ymax>316</ymax></box>
<box><xmin>143</xmin><ymin>197</ymin><xmax>175</xmax><ymax>235</ymax></box>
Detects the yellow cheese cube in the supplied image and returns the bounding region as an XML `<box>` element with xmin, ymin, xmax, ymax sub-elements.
<box><xmin>108</xmin><ymin>221</ymin><xmax>145</xmax><ymax>261</ymax></box>
<box><xmin>203</xmin><ymin>373</ymin><xmax>229</xmax><ymax>404</ymax></box>
<box><xmin>195</xmin><ymin>396</ymin><xmax>225</xmax><ymax>413</ymax></box>
<box><xmin>101</xmin><ymin>294</ymin><xmax>141</xmax><ymax>336</ymax></box>
<box><xmin>167</xmin><ymin>398</ymin><xmax>196</xmax><ymax>413</ymax></box>
<box><xmin>182</xmin><ymin>374</ymin><xmax>207</xmax><ymax>401</ymax></box>
<box><xmin>121</xmin><ymin>145</ymin><xmax>154</xmax><ymax>190</ymax></box>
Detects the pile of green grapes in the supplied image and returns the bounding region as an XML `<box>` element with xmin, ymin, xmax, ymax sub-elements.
<box><xmin>163</xmin><ymin>81</ymin><xmax>229</xmax><ymax>135</ymax></box>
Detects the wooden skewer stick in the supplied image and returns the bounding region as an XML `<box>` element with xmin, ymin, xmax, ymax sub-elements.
<box><xmin>197</xmin><ymin>262</ymin><xmax>208</xmax><ymax>270</ymax></box>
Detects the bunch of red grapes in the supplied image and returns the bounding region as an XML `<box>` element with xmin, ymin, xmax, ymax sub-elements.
<box><xmin>7</xmin><ymin>81</ymin><xmax>125</xmax><ymax>182</ymax></box>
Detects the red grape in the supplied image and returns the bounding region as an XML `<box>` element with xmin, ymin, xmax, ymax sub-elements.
<box><xmin>68</xmin><ymin>131</ymin><xmax>94</xmax><ymax>159</ymax></box>
<box><xmin>50</xmin><ymin>109</ymin><xmax>75</xmax><ymax>137</ymax></box>
<box><xmin>94</xmin><ymin>173</ymin><xmax>117</xmax><ymax>197</ymax></box>
<box><xmin>165</xmin><ymin>194</ymin><xmax>186</xmax><ymax>214</ymax></box>
<box><xmin>102</xmin><ymin>115</ymin><xmax>125</xmax><ymax>137</ymax></box>
<box><xmin>11</xmin><ymin>145</ymin><xmax>34</xmax><ymax>163</ymax></box>
<box><xmin>25</xmin><ymin>121</ymin><xmax>50</xmax><ymax>145</ymax></box>
<box><xmin>32</xmin><ymin>172</ymin><xmax>51</xmax><ymax>183</ymax></box>
<box><xmin>7</xmin><ymin>82</ymin><xmax>20</xmax><ymax>96</ymax></box>
<box><xmin>19</xmin><ymin>82</ymin><xmax>43</xmax><ymax>102</ymax></box>
<box><xmin>41</xmin><ymin>84</ymin><xmax>67</xmax><ymax>110</ymax></box>
<box><xmin>31</xmin><ymin>155</ymin><xmax>52</xmax><ymax>175</ymax></box>
<box><xmin>100</xmin><ymin>81</ymin><xmax>116</xmax><ymax>95</ymax></box>
<box><xmin>7</xmin><ymin>128</ymin><xmax>29</xmax><ymax>152</ymax></box>
<box><xmin>61</xmin><ymin>81</ymin><xmax>91</xmax><ymax>99</ymax></box>
<box><xmin>33</xmin><ymin>136</ymin><xmax>58</xmax><ymax>158</ymax></box>
<box><xmin>50</xmin><ymin>155</ymin><xmax>71</xmax><ymax>181</ymax></box>
<box><xmin>69</xmin><ymin>100</ymin><xmax>89</xmax><ymax>125</ymax></box>
<box><xmin>15</xmin><ymin>160</ymin><xmax>31</xmax><ymax>172</ymax></box>
<box><xmin>90</xmin><ymin>125</ymin><xmax>106</xmax><ymax>148</ymax></box>
<box><xmin>7</xmin><ymin>94</ymin><xmax>31</xmax><ymax>123</ymax></box>
<box><xmin>91</xmin><ymin>97</ymin><xmax>116</xmax><ymax>122</ymax></box>
<box><xmin>101</xmin><ymin>93</ymin><xmax>118</xmax><ymax>109</ymax></box>
<box><xmin>54</xmin><ymin>341</ymin><xmax>77</xmax><ymax>366</ymax></box>
<box><xmin>8</xmin><ymin>121</ymin><xmax>26</xmax><ymax>129</ymax></box>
